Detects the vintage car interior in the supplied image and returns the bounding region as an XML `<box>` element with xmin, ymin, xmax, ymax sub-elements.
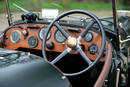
<box><xmin>0</xmin><ymin>0</ymin><xmax>129</xmax><ymax>87</ymax></box>
<box><xmin>0</xmin><ymin>10</ymin><xmax>117</xmax><ymax>87</ymax></box>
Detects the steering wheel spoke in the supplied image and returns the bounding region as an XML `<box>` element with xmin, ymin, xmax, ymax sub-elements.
<box><xmin>80</xmin><ymin>21</ymin><xmax>95</xmax><ymax>38</ymax></box>
<box><xmin>51</xmin><ymin>48</ymin><xmax>72</xmax><ymax>64</ymax></box>
<box><xmin>77</xmin><ymin>46</ymin><xmax>92</xmax><ymax>65</ymax></box>
<box><xmin>54</xmin><ymin>22</ymin><xmax>70</xmax><ymax>39</ymax></box>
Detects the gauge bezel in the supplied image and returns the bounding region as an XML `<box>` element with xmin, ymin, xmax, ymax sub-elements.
<box><xmin>54</xmin><ymin>29</ymin><xmax>67</xmax><ymax>43</ymax></box>
<box><xmin>10</xmin><ymin>30</ymin><xmax>21</xmax><ymax>43</ymax></box>
<box><xmin>38</xmin><ymin>26</ymin><xmax>51</xmax><ymax>40</ymax></box>
<box><xmin>88</xmin><ymin>44</ymin><xmax>98</xmax><ymax>55</ymax></box>
<box><xmin>84</xmin><ymin>32</ymin><xmax>93</xmax><ymax>42</ymax></box>
<box><xmin>28</xmin><ymin>36</ymin><xmax>38</xmax><ymax>48</ymax></box>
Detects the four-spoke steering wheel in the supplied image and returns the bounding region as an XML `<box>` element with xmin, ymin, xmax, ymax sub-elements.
<box><xmin>42</xmin><ymin>10</ymin><xmax>106</xmax><ymax>76</ymax></box>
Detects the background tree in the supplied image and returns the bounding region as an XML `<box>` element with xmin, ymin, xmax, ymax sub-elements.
<box><xmin>122</xmin><ymin>0</ymin><xmax>130</xmax><ymax>6</ymax></box>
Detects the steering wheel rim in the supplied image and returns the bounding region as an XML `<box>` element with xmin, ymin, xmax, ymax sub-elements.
<box><xmin>42</xmin><ymin>10</ymin><xmax>106</xmax><ymax>76</ymax></box>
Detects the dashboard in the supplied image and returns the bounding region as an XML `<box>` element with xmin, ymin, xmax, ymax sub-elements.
<box><xmin>2</xmin><ymin>23</ymin><xmax>108</xmax><ymax>62</ymax></box>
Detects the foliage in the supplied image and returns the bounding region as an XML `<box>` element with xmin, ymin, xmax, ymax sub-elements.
<box><xmin>122</xmin><ymin>0</ymin><xmax>130</xmax><ymax>6</ymax></box>
<box><xmin>0</xmin><ymin>0</ymin><xmax>130</xmax><ymax>12</ymax></box>
<box><xmin>41</xmin><ymin>1</ymin><xmax>130</xmax><ymax>10</ymax></box>
<box><xmin>0</xmin><ymin>1</ymin><xmax>5</xmax><ymax>12</ymax></box>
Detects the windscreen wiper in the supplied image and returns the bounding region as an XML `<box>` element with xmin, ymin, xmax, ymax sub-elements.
<box><xmin>13</xmin><ymin>3</ymin><xmax>29</xmax><ymax>13</ymax></box>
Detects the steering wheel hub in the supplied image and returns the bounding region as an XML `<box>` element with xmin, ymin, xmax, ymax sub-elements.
<box><xmin>67</xmin><ymin>37</ymin><xmax>77</xmax><ymax>48</ymax></box>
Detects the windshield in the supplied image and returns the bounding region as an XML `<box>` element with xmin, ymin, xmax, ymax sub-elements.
<box><xmin>0</xmin><ymin>0</ymin><xmax>130</xmax><ymax>30</ymax></box>
<box><xmin>7</xmin><ymin>0</ymin><xmax>114</xmax><ymax>22</ymax></box>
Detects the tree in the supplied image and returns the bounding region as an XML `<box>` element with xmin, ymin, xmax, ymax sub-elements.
<box><xmin>122</xmin><ymin>0</ymin><xmax>130</xmax><ymax>6</ymax></box>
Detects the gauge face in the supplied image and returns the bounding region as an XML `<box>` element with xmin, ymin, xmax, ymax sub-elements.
<box><xmin>54</xmin><ymin>29</ymin><xmax>66</xmax><ymax>43</ymax></box>
<box><xmin>88</xmin><ymin>44</ymin><xmax>98</xmax><ymax>55</ymax></box>
<box><xmin>84</xmin><ymin>32</ymin><xmax>93</xmax><ymax>42</ymax></box>
<box><xmin>39</xmin><ymin>26</ymin><xmax>51</xmax><ymax>40</ymax></box>
<box><xmin>10</xmin><ymin>30</ymin><xmax>21</xmax><ymax>43</ymax></box>
<box><xmin>28</xmin><ymin>36</ymin><xmax>38</xmax><ymax>48</ymax></box>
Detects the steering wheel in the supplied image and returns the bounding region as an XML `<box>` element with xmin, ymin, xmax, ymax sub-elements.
<box><xmin>42</xmin><ymin>10</ymin><xmax>106</xmax><ymax>76</ymax></box>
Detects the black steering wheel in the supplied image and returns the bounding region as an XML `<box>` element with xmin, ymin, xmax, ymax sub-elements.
<box><xmin>42</xmin><ymin>10</ymin><xmax>106</xmax><ymax>76</ymax></box>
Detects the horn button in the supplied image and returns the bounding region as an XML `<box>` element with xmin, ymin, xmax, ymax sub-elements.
<box><xmin>67</xmin><ymin>37</ymin><xmax>77</xmax><ymax>48</ymax></box>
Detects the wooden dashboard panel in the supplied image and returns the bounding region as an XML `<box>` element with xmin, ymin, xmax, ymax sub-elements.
<box><xmin>3</xmin><ymin>23</ymin><xmax>107</xmax><ymax>62</ymax></box>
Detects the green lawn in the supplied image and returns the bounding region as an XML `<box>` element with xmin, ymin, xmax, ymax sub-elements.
<box><xmin>41</xmin><ymin>2</ymin><xmax>130</xmax><ymax>10</ymax></box>
<box><xmin>0</xmin><ymin>1</ymin><xmax>129</xmax><ymax>12</ymax></box>
<box><xmin>0</xmin><ymin>1</ymin><xmax>5</xmax><ymax>12</ymax></box>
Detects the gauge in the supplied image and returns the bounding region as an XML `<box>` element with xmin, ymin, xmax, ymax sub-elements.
<box><xmin>54</xmin><ymin>29</ymin><xmax>66</xmax><ymax>43</ymax></box>
<box><xmin>84</xmin><ymin>32</ymin><xmax>93</xmax><ymax>42</ymax></box>
<box><xmin>28</xmin><ymin>36</ymin><xmax>38</xmax><ymax>48</ymax></box>
<box><xmin>88</xmin><ymin>44</ymin><xmax>98</xmax><ymax>55</ymax></box>
<box><xmin>39</xmin><ymin>26</ymin><xmax>51</xmax><ymax>40</ymax></box>
<box><xmin>10</xmin><ymin>30</ymin><xmax>21</xmax><ymax>43</ymax></box>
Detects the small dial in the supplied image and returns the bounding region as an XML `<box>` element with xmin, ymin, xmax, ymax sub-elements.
<box><xmin>28</xmin><ymin>36</ymin><xmax>38</xmax><ymax>48</ymax></box>
<box><xmin>88</xmin><ymin>44</ymin><xmax>98</xmax><ymax>55</ymax></box>
<box><xmin>54</xmin><ymin>29</ymin><xmax>66</xmax><ymax>43</ymax></box>
<box><xmin>39</xmin><ymin>26</ymin><xmax>51</xmax><ymax>40</ymax></box>
<box><xmin>10</xmin><ymin>30</ymin><xmax>21</xmax><ymax>43</ymax></box>
<box><xmin>84</xmin><ymin>32</ymin><xmax>93</xmax><ymax>42</ymax></box>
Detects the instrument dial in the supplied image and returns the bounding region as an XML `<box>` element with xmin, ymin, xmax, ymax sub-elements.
<box><xmin>39</xmin><ymin>26</ymin><xmax>51</xmax><ymax>40</ymax></box>
<box><xmin>88</xmin><ymin>44</ymin><xmax>98</xmax><ymax>55</ymax></box>
<box><xmin>84</xmin><ymin>32</ymin><xmax>93</xmax><ymax>42</ymax></box>
<box><xmin>28</xmin><ymin>36</ymin><xmax>38</xmax><ymax>48</ymax></box>
<box><xmin>10</xmin><ymin>30</ymin><xmax>21</xmax><ymax>43</ymax></box>
<box><xmin>54</xmin><ymin>29</ymin><xmax>66</xmax><ymax>43</ymax></box>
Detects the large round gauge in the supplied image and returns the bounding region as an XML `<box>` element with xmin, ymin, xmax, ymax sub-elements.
<box><xmin>28</xmin><ymin>36</ymin><xmax>38</xmax><ymax>48</ymax></box>
<box><xmin>10</xmin><ymin>30</ymin><xmax>21</xmax><ymax>43</ymax></box>
<box><xmin>88</xmin><ymin>44</ymin><xmax>98</xmax><ymax>55</ymax></box>
<box><xmin>54</xmin><ymin>29</ymin><xmax>66</xmax><ymax>43</ymax></box>
<box><xmin>84</xmin><ymin>32</ymin><xmax>93</xmax><ymax>42</ymax></box>
<box><xmin>39</xmin><ymin>26</ymin><xmax>51</xmax><ymax>40</ymax></box>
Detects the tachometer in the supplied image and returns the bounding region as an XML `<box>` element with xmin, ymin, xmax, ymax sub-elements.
<box><xmin>54</xmin><ymin>29</ymin><xmax>66</xmax><ymax>43</ymax></box>
<box><xmin>39</xmin><ymin>26</ymin><xmax>51</xmax><ymax>40</ymax></box>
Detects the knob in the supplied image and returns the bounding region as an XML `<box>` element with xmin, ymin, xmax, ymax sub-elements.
<box><xmin>46</xmin><ymin>41</ymin><xmax>54</xmax><ymax>49</ymax></box>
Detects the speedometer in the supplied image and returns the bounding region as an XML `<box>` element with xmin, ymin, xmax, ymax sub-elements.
<box><xmin>39</xmin><ymin>26</ymin><xmax>51</xmax><ymax>40</ymax></box>
<box><xmin>54</xmin><ymin>29</ymin><xmax>66</xmax><ymax>43</ymax></box>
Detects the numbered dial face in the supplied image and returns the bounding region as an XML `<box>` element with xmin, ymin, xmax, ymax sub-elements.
<box><xmin>28</xmin><ymin>36</ymin><xmax>38</xmax><ymax>48</ymax></box>
<box><xmin>88</xmin><ymin>44</ymin><xmax>98</xmax><ymax>55</ymax></box>
<box><xmin>54</xmin><ymin>29</ymin><xmax>66</xmax><ymax>43</ymax></box>
<box><xmin>39</xmin><ymin>26</ymin><xmax>51</xmax><ymax>40</ymax></box>
<box><xmin>84</xmin><ymin>32</ymin><xmax>93</xmax><ymax>42</ymax></box>
<box><xmin>10</xmin><ymin>30</ymin><xmax>21</xmax><ymax>43</ymax></box>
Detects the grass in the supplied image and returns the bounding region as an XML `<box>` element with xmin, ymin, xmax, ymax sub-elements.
<box><xmin>0</xmin><ymin>1</ymin><xmax>6</xmax><ymax>12</ymax></box>
<box><xmin>0</xmin><ymin>1</ymin><xmax>130</xmax><ymax>12</ymax></box>
<box><xmin>0</xmin><ymin>0</ymin><xmax>26</xmax><ymax>12</ymax></box>
<box><xmin>41</xmin><ymin>2</ymin><xmax>113</xmax><ymax>10</ymax></box>
<box><xmin>41</xmin><ymin>2</ymin><xmax>130</xmax><ymax>10</ymax></box>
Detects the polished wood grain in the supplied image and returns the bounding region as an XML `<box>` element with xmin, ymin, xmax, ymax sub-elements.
<box><xmin>3</xmin><ymin>23</ymin><xmax>107</xmax><ymax>62</ymax></box>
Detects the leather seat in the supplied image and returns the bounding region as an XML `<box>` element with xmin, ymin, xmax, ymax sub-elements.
<box><xmin>0</xmin><ymin>48</ymin><xmax>71</xmax><ymax>87</ymax></box>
